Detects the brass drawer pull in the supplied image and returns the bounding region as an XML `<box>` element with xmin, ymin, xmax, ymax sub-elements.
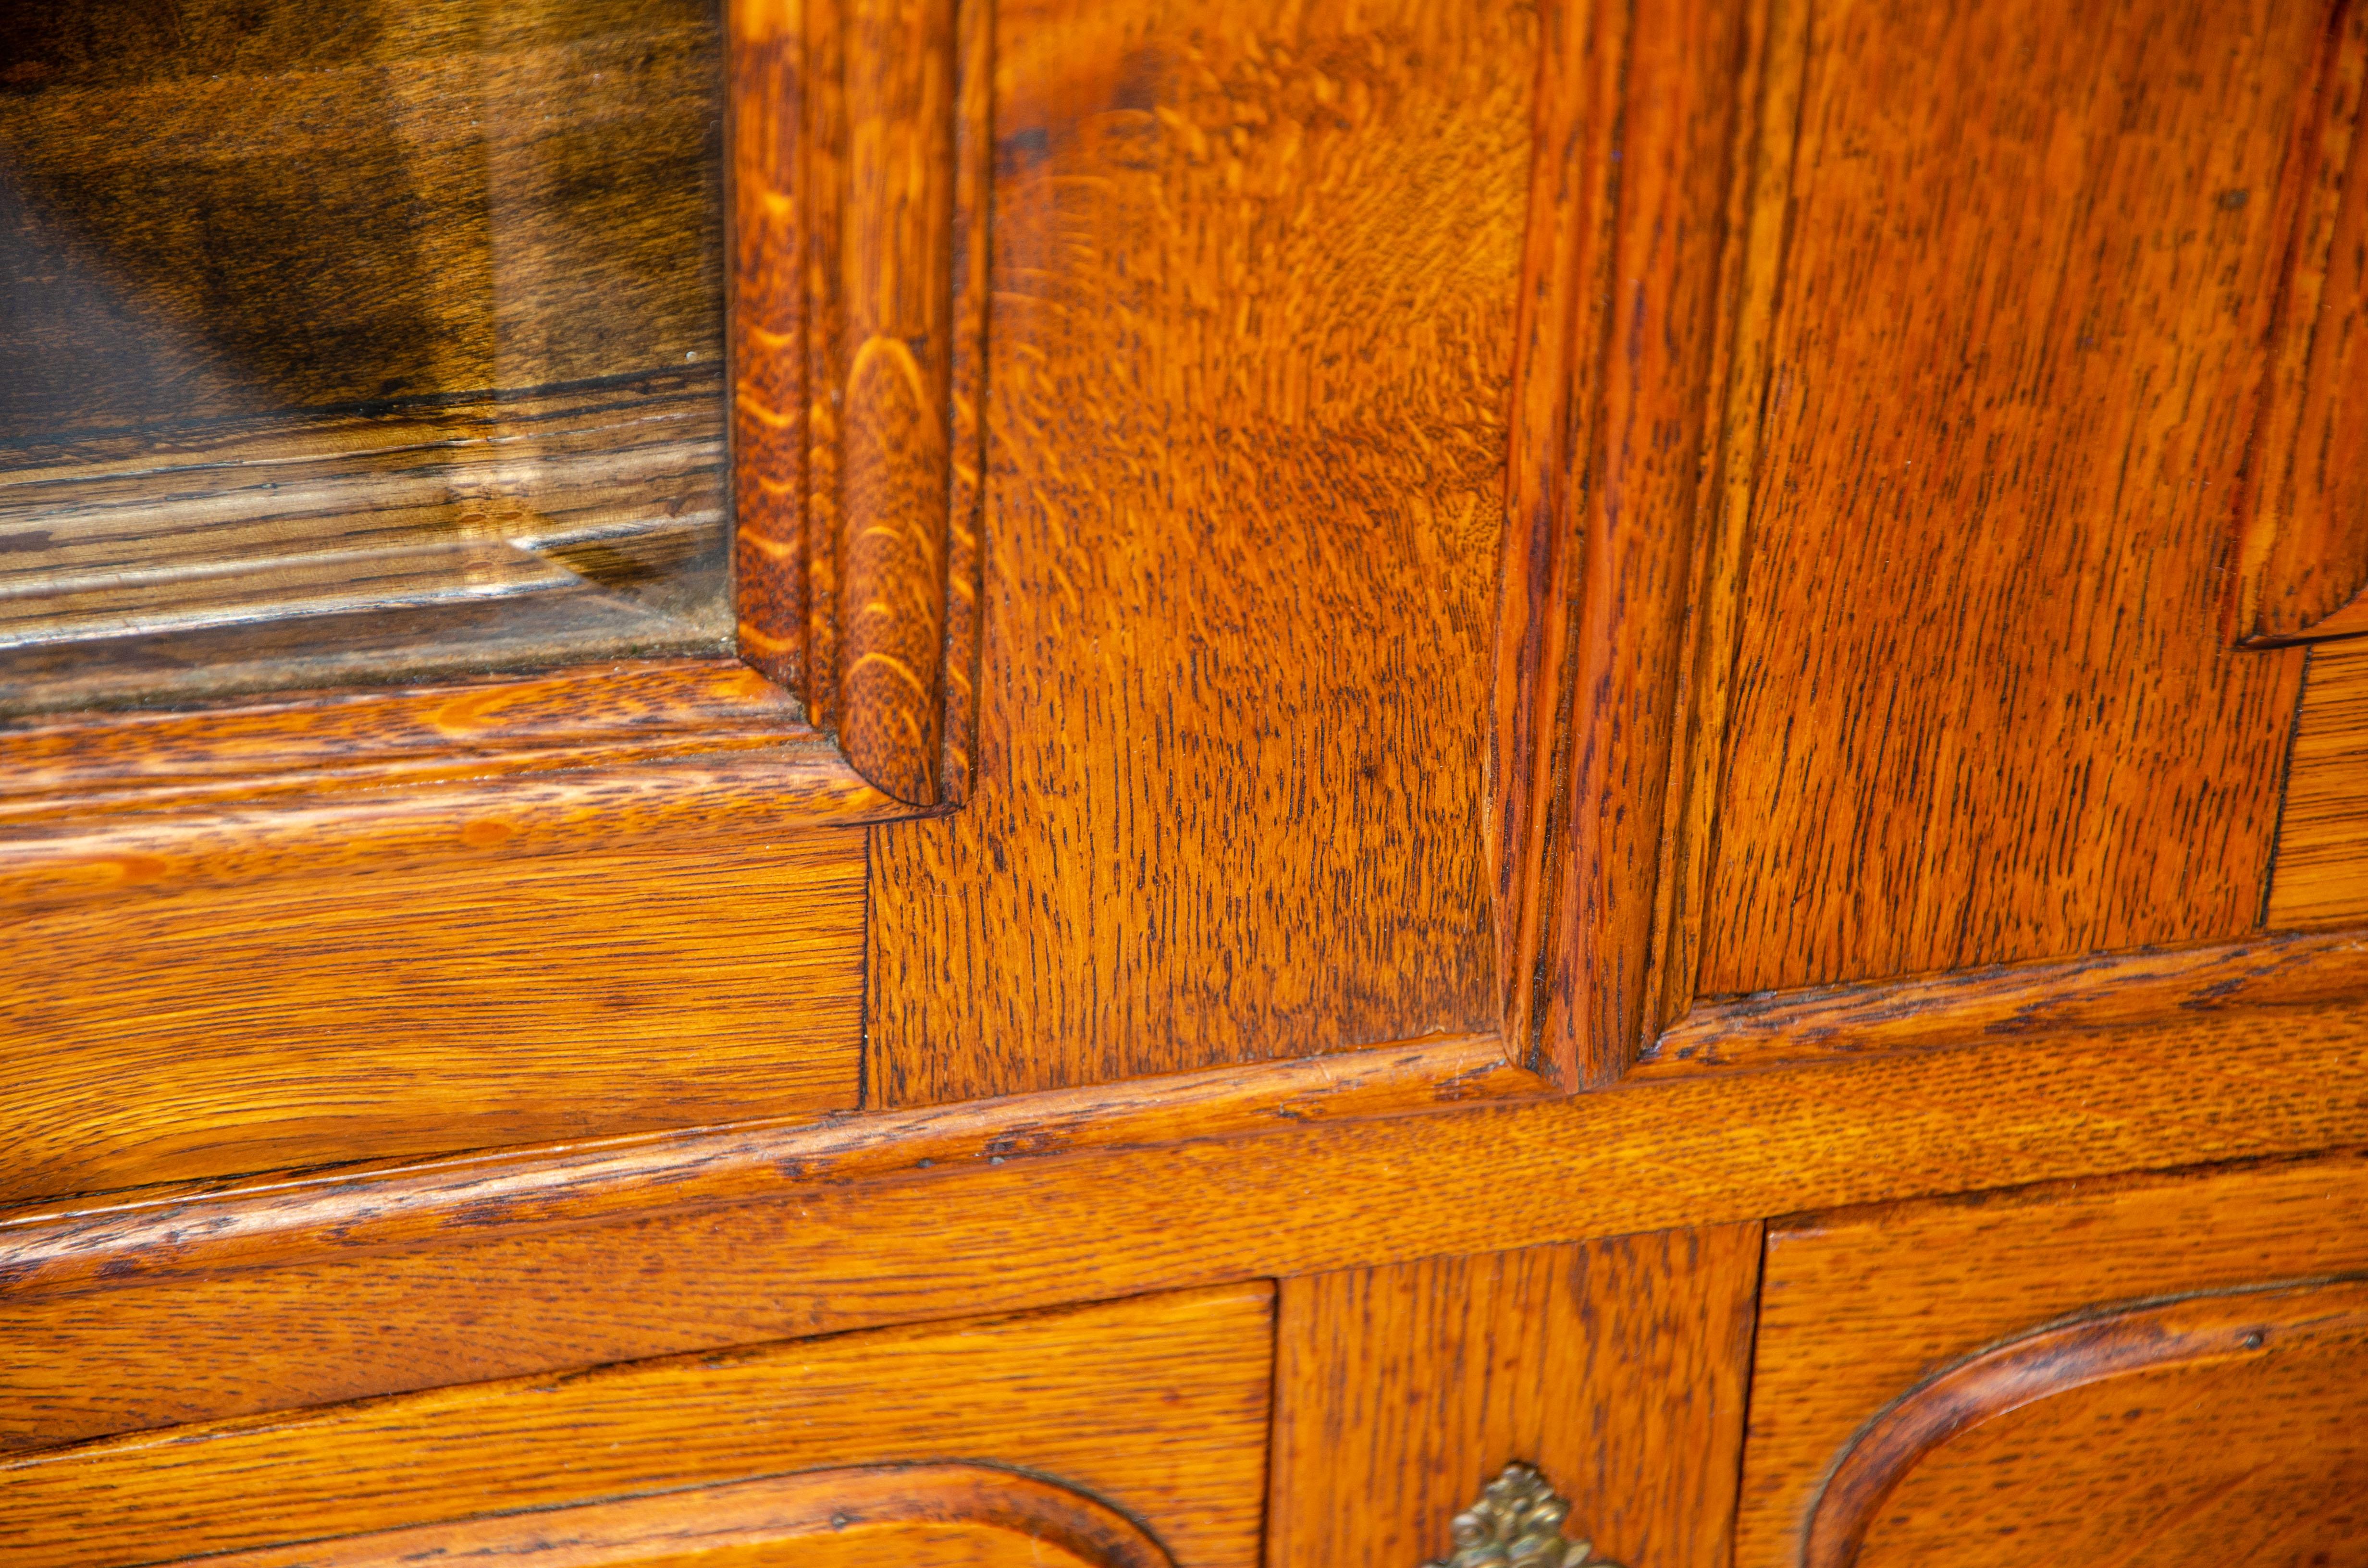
<box><xmin>1426</xmin><ymin>1463</ymin><xmax>1624</xmax><ymax>1568</ymax></box>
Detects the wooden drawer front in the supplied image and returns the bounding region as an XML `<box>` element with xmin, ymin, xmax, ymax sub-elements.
<box><xmin>1737</xmin><ymin>1152</ymin><xmax>2368</xmax><ymax>1567</ymax></box>
<box><xmin>0</xmin><ymin>1284</ymin><xmax>1272</xmax><ymax>1568</ymax></box>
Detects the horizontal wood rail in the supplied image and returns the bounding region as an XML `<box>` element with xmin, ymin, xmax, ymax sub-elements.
<box><xmin>0</xmin><ymin>1034</ymin><xmax>1540</xmax><ymax>1299</ymax></box>
<box><xmin>1639</xmin><ymin>925</ymin><xmax>2368</xmax><ymax>1077</ymax></box>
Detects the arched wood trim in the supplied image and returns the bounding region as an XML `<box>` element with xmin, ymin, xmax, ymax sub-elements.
<box><xmin>188</xmin><ymin>1462</ymin><xmax>1178</xmax><ymax>1568</ymax></box>
<box><xmin>1801</xmin><ymin>1276</ymin><xmax>2368</xmax><ymax>1568</ymax></box>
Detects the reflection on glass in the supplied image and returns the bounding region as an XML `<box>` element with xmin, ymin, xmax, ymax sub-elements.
<box><xmin>0</xmin><ymin>0</ymin><xmax>728</xmax><ymax>713</ymax></box>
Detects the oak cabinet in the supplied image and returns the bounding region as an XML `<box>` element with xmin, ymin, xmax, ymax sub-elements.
<box><xmin>6</xmin><ymin>0</ymin><xmax>2368</xmax><ymax>1563</ymax></box>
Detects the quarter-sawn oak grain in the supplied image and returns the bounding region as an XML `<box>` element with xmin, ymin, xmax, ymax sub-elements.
<box><xmin>1268</xmin><ymin>1227</ymin><xmax>1761</xmax><ymax>1568</ymax></box>
<box><xmin>2267</xmin><ymin>637</ymin><xmax>2368</xmax><ymax>928</ymax></box>
<box><xmin>5</xmin><ymin>1019</ymin><xmax>2362</xmax><ymax>1452</ymax></box>
<box><xmin>0</xmin><ymin>1284</ymin><xmax>1273</xmax><ymax>1568</ymax></box>
<box><xmin>1701</xmin><ymin>0</ymin><xmax>2312</xmax><ymax>996</ymax></box>
<box><xmin>864</xmin><ymin>0</ymin><xmax>1535</xmax><ymax>1102</ymax></box>
<box><xmin>1735</xmin><ymin>1148</ymin><xmax>2368</xmax><ymax>1566</ymax></box>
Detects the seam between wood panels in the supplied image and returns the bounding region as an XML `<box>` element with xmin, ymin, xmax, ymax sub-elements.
<box><xmin>2259</xmin><ymin>644</ymin><xmax>2316</xmax><ymax>929</ymax></box>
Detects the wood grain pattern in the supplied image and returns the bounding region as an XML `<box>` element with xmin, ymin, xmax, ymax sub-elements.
<box><xmin>2234</xmin><ymin>0</ymin><xmax>2368</xmax><ymax>645</ymax></box>
<box><xmin>2267</xmin><ymin>638</ymin><xmax>2368</xmax><ymax>927</ymax></box>
<box><xmin>0</xmin><ymin>831</ymin><xmax>866</xmax><ymax>1203</ymax></box>
<box><xmin>1805</xmin><ymin>1280</ymin><xmax>2368</xmax><ymax>1568</ymax></box>
<box><xmin>1267</xmin><ymin>1227</ymin><xmax>1761</xmax><ymax>1568</ymax></box>
<box><xmin>1736</xmin><ymin>1149</ymin><xmax>2368</xmax><ymax>1566</ymax></box>
<box><xmin>0</xmin><ymin>1284</ymin><xmax>1274</xmax><ymax>1568</ymax></box>
<box><xmin>0</xmin><ymin>661</ymin><xmax>802</xmax><ymax>821</ymax></box>
<box><xmin>0</xmin><ymin>1033</ymin><xmax>1540</xmax><ymax>1300</ymax></box>
<box><xmin>729</xmin><ymin>0</ymin><xmax>984</xmax><ymax>804</ymax></box>
<box><xmin>1641</xmin><ymin>924</ymin><xmax>2368</xmax><ymax>1076</ymax></box>
<box><xmin>866</xmin><ymin>0</ymin><xmax>1534</xmax><ymax>1102</ymax></box>
<box><xmin>1699</xmin><ymin>0</ymin><xmax>2315</xmax><ymax>995</ymax></box>
<box><xmin>181</xmin><ymin>1464</ymin><xmax>1181</xmax><ymax>1568</ymax></box>
<box><xmin>1496</xmin><ymin>0</ymin><xmax>1756</xmax><ymax>1087</ymax></box>
<box><xmin>8</xmin><ymin>1022</ymin><xmax>2364</xmax><ymax>1452</ymax></box>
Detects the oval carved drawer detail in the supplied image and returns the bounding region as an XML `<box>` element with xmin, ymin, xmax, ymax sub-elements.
<box><xmin>185</xmin><ymin>1463</ymin><xmax>1175</xmax><ymax>1568</ymax></box>
<box><xmin>1805</xmin><ymin>1278</ymin><xmax>2368</xmax><ymax>1568</ymax></box>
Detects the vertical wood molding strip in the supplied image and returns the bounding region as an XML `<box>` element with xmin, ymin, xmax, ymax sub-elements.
<box><xmin>2234</xmin><ymin>0</ymin><xmax>2368</xmax><ymax>647</ymax></box>
<box><xmin>731</xmin><ymin>0</ymin><xmax>988</xmax><ymax>805</ymax></box>
<box><xmin>1495</xmin><ymin>0</ymin><xmax>1768</xmax><ymax>1089</ymax></box>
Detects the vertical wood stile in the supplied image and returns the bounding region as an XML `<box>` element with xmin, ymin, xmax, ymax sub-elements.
<box><xmin>1497</xmin><ymin>0</ymin><xmax>1757</xmax><ymax>1089</ymax></box>
<box><xmin>730</xmin><ymin>0</ymin><xmax>814</xmax><ymax>695</ymax></box>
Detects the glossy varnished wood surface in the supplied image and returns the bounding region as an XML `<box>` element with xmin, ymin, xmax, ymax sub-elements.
<box><xmin>0</xmin><ymin>1285</ymin><xmax>1273</xmax><ymax>1568</ymax></box>
<box><xmin>1268</xmin><ymin>1226</ymin><xmax>1761</xmax><ymax>1568</ymax></box>
<box><xmin>728</xmin><ymin>0</ymin><xmax>987</xmax><ymax>805</ymax></box>
<box><xmin>2235</xmin><ymin>0</ymin><xmax>2368</xmax><ymax>646</ymax></box>
<box><xmin>1</xmin><ymin>830</ymin><xmax>866</xmax><ymax>1202</ymax></box>
<box><xmin>1640</xmin><ymin>924</ymin><xmax>2368</xmax><ymax>1075</ymax></box>
<box><xmin>0</xmin><ymin>1033</ymin><xmax>1538</xmax><ymax>1299</ymax></box>
<box><xmin>2268</xmin><ymin>638</ymin><xmax>2368</xmax><ymax>928</ymax></box>
<box><xmin>6</xmin><ymin>1018</ymin><xmax>2364</xmax><ymax>1451</ymax></box>
<box><xmin>180</xmin><ymin>1465</ymin><xmax>1181</xmax><ymax>1568</ymax></box>
<box><xmin>1807</xmin><ymin>1281</ymin><xmax>2368</xmax><ymax>1568</ymax></box>
<box><xmin>1699</xmin><ymin>0</ymin><xmax>2313</xmax><ymax>996</ymax></box>
<box><xmin>864</xmin><ymin>0</ymin><xmax>1534</xmax><ymax>1101</ymax></box>
<box><xmin>1735</xmin><ymin>1149</ymin><xmax>2368</xmax><ymax>1565</ymax></box>
<box><xmin>1496</xmin><ymin>0</ymin><xmax>1755</xmax><ymax>1086</ymax></box>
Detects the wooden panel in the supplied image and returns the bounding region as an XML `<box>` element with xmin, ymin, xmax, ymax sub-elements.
<box><xmin>1735</xmin><ymin>1151</ymin><xmax>2368</xmax><ymax>1565</ymax></box>
<box><xmin>1809</xmin><ymin>1282</ymin><xmax>2368</xmax><ymax>1568</ymax></box>
<box><xmin>0</xmin><ymin>830</ymin><xmax>865</xmax><ymax>1202</ymax></box>
<box><xmin>2234</xmin><ymin>0</ymin><xmax>2368</xmax><ymax>645</ymax></box>
<box><xmin>2268</xmin><ymin>638</ymin><xmax>2368</xmax><ymax>927</ymax></box>
<box><xmin>1267</xmin><ymin>1226</ymin><xmax>1761</xmax><ymax>1568</ymax></box>
<box><xmin>865</xmin><ymin>0</ymin><xmax>1534</xmax><ymax>1102</ymax></box>
<box><xmin>730</xmin><ymin>0</ymin><xmax>987</xmax><ymax>805</ymax></box>
<box><xmin>1495</xmin><ymin>0</ymin><xmax>1760</xmax><ymax>1086</ymax></box>
<box><xmin>0</xmin><ymin>1284</ymin><xmax>1273</xmax><ymax>1568</ymax></box>
<box><xmin>185</xmin><ymin>1465</ymin><xmax>1180</xmax><ymax>1568</ymax></box>
<box><xmin>1698</xmin><ymin>0</ymin><xmax>2314</xmax><ymax>996</ymax></box>
<box><xmin>10</xmin><ymin>1022</ymin><xmax>2365</xmax><ymax>1453</ymax></box>
<box><xmin>1641</xmin><ymin>924</ymin><xmax>2368</xmax><ymax>1075</ymax></box>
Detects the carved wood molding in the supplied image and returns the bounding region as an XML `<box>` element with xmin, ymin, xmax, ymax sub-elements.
<box><xmin>2234</xmin><ymin>0</ymin><xmax>2368</xmax><ymax>647</ymax></box>
<box><xmin>145</xmin><ymin>1461</ymin><xmax>1177</xmax><ymax>1568</ymax></box>
<box><xmin>1494</xmin><ymin>0</ymin><xmax>1781</xmax><ymax>1088</ymax></box>
<box><xmin>1802</xmin><ymin>1277</ymin><xmax>2368</xmax><ymax>1568</ymax></box>
<box><xmin>731</xmin><ymin>0</ymin><xmax>991</xmax><ymax>807</ymax></box>
<box><xmin>1637</xmin><ymin>923</ymin><xmax>2368</xmax><ymax>1078</ymax></box>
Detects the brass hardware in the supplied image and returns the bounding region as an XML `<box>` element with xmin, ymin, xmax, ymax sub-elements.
<box><xmin>1424</xmin><ymin>1462</ymin><xmax>1623</xmax><ymax>1568</ymax></box>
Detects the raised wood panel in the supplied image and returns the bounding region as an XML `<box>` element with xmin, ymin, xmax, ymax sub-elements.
<box><xmin>864</xmin><ymin>0</ymin><xmax>1534</xmax><ymax>1102</ymax></box>
<box><xmin>1697</xmin><ymin>0</ymin><xmax>2314</xmax><ymax>996</ymax></box>
<box><xmin>2234</xmin><ymin>0</ymin><xmax>2368</xmax><ymax>646</ymax></box>
<box><xmin>1735</xmin><ymin>1150</ymin><xmax>2368</xmax><ymax>1566</ymax></box>
<box><xmin>2267</xmin><ymin>638</ymin><xmax>2368</xmax><ymax>927</ymax></box>
<box><xmin>1809</xmin><ymin>1283</ymin><xmax>2368</xmax><ymax>1568</ymax></box>
<box><xmin>10</xmin><ymin>1019</ymin><xmax>2365</xmax><ymax>1454</ymax></box>
<box><xmin>0</xmin><ymin>1284</ymin><xmax>1273</xmax><ymax>1568</ymax></box>
<box><xmin>183</xmin><ymin>1465</ymin><xmax>1181</xmax><ymax>1568</ymax></box>
<box><xmin>0</xmin><ymin>830</ymin><xmax>865</xmax><ymax>1203</ymax></box>
<box><xmin>1267</xmin><ymin>1227</ymin><xmax>1761</xmax><ymax>1568</ymax></box>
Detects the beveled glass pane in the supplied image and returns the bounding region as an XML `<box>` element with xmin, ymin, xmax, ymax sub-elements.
<box><xmin>0</xmin><ymin>0</ymin><xmax>728</xmax><ymax>713</ymax></box>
